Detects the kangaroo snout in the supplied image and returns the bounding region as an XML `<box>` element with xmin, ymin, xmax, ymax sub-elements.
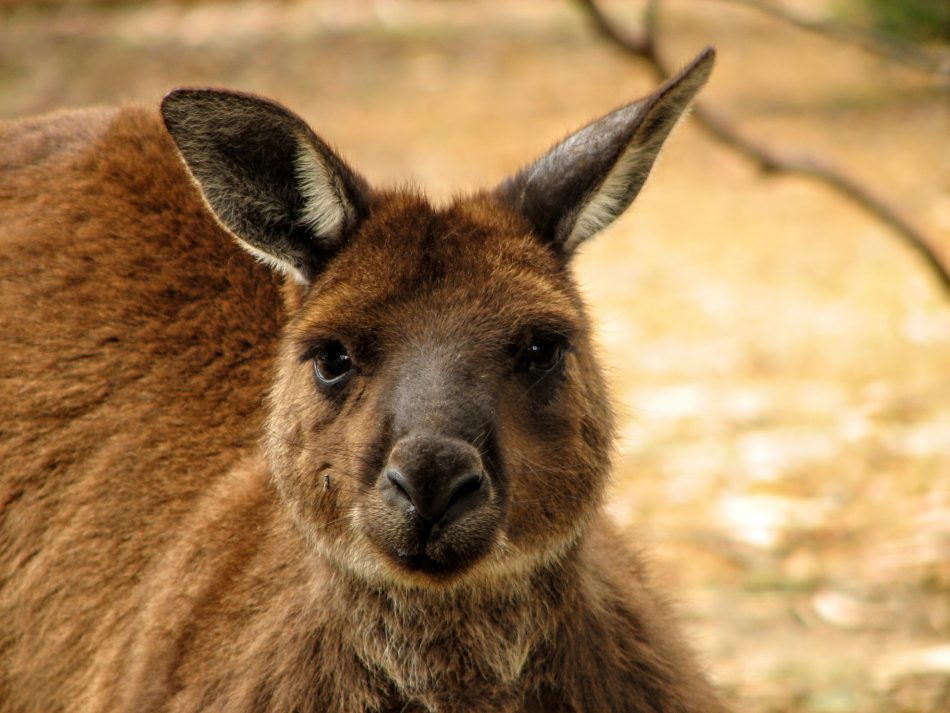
<box><xmin>382</xmin><ymin>433</ymin><xmax>490</xmax><ymax>528</ymax></box>
<box><xmin>364</xmin><ymin>429</ymin><xmax>502</xmax><ymax>580</ymax></box>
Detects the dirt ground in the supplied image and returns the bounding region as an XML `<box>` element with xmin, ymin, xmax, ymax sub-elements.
<box><xmin>1</xmin><ymin>0</ymin><xmax>948</xmax><ymax>710</ymax></box>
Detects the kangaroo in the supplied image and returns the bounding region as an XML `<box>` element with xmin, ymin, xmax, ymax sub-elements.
<box><xmin>0</xmin><ymin>49</ymin><xmax>725</xmax><ymax>712</ymax></box>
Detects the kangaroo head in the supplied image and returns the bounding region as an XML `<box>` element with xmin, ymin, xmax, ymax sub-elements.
<box><xmin>161</xmin><ymin>48</ymin><xmax>714</xmax><ymax>588</ymax></box>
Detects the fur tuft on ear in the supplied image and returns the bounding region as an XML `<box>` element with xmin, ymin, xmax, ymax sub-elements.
<box><xmin>161</xmin><ymin>89</ymin><xmax>371</xmax><ymax>283</ymax></box>
<box><xmin>496</xmin><ymin>47</ymin><xmax>715</xmax><ymax>256</ymax></box>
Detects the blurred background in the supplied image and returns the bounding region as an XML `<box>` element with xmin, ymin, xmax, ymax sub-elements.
<box><xmin>1</xmin><ymin>0</ymin><xmax>948</xmax><ymax>710</ymax></box>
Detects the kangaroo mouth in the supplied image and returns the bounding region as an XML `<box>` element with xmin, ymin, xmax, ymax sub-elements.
<box><xmin>366</xmin><ymin>512</ymin><xmax>502</xmax><ymax>583</ymax></box>
<box><xmin>391</xmin><ymin>550</ymin><xmax>459</xmax><ymax>576</ymax></box>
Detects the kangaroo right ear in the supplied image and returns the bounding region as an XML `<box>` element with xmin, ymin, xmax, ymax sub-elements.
<box><xmin>496</xmin><ymin>48</ymin><xmax>714</xmax><ymax>257</ymax></box>
<box><xmin>161</xmin><ymin>89</ymin><xmax>371</xmax><ymax>284</ymax></box>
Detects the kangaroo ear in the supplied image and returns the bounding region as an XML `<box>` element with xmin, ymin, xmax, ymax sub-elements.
<box><xmin>161</xmin><ymin>89</ymin><xmax>371</xmax><ymax>283</ymax></box>
<box><xmin>496</xmin><ymin>48</ymin><xmax>714</xmax><ymax>256</ymax></box>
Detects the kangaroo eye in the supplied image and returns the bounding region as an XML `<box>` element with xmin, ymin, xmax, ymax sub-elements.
<box><xmin>521</xmin><ymin>335</ymin><xmax>566</xmax><ymax>373</ymax></box>
<box><xmin>313</xmin><ymin>341</ymin><xmax>353</xmax><ymax>386</ymax></box>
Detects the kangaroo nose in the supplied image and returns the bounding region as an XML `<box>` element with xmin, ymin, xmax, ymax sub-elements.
<box><xmin>382</xmin><ymin>434</ymin><xmax>489</xmax><ymax>526</ymax></box>
<box><xmin>385</xmin><ymin>469</ymin><xmax>486</xmax><ymax>524</ymax></box>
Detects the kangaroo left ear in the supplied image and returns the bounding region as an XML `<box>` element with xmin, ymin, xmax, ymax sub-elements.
<box><xmin>496</xmin><ymin>48</ymin><xmax>715</xmax><ymax>256</ymax></box>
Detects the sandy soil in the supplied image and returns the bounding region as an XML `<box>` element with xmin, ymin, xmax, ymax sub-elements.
<box><xmin>1</xmin><ymin>1</ymin><xmax>948</xmax><ymax>710</ymax></box>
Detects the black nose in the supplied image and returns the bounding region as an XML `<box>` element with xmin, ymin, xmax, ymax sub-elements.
<box><xmin>382</xmin><ymin>434</ymin><xmax>489</xmax><ymax>527</ymax></box>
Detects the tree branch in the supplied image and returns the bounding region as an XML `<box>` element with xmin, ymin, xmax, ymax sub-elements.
<box><xmin>575</xmin><ymin>0</ymin><xmax>950</xmax><ymax>295</ymax></box>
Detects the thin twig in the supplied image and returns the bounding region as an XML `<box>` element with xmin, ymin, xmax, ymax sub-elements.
<box><xmin>575</xmin><ymin>0</ymin><xmax>950</xmax><ymax>295</ymax></box>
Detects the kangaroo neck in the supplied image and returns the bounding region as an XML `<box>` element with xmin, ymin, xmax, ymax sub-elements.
<box><xmin>319</xmin><ymin>540</ymin><xmax>585</xmax><ymax>713</ymax></box>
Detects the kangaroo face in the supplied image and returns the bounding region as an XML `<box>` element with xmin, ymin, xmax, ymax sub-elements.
<box><xmin>161</xmin><ymin>48</ymin><xmax>714</xmax><ymax>587</ymax></box>
<box><xmin>264</xmin><ymin>195</ymin><xmax>610</xmax><ymax>584</ymax></box>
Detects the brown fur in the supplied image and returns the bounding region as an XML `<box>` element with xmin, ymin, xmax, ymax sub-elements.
<box><xmin>1</xmin><ymin>57</ymin><xmax>727</xmax><ymax>713</ymax></box>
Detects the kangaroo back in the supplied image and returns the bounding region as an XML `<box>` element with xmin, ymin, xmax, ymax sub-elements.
<box><xmin>0</xmin><ymin>106</ymin><xmax>285</xmax><ymax>708</ymax></box>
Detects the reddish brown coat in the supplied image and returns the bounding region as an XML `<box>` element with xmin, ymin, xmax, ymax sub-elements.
<box><xmin>0</xmin><ymin>52</ymin><xmax>727</xmax><ymax>713</ymax></box>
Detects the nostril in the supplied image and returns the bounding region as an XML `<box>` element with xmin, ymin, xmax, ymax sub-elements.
<box><xmin>384</xmin><ymin>469</ymin><xmax>414</xmax><ymax>510</ymax></box>
<box><xmin>387</xmin><ymin>470</ymin><xmax>409</xmax><ymax>497</ymax></box>
<box><xmin>439</xmin><ymin>472</ymin><xmax>487</xmax><ymax>526</ymax></box>
<box><xmin>447</xmin><ymin>473</ymin><xmax>483</xmax><ymax>507</ymax></box>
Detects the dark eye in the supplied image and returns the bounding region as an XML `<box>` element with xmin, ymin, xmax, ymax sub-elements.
<box><xmin>521</xmin><ymin>335</ymin><xmax>566</xmax><ymax>373</ymax></box>
<box><xmin>313</xmin><ymin>341</ymin><xmax>354</xmax><ymax>386</ymax></box>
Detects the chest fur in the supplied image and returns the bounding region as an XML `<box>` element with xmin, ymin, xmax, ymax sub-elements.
<box><xmin>343</xmin><ymin>584</ymin><xmax>546</xmax><ymax>712</ymax></box>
